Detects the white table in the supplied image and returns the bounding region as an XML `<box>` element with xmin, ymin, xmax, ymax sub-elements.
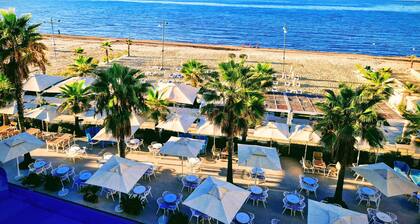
<box><xmin>250</xmin><ymin>186</ymin><xmax>263</xmax><ymax>195</ymax></box>
<box><xmin>361</xmin><ymin>186</ymin><xmax>376</xmax><ymax>196</ymax></box>
<box><xmin>153</xmin><ymin>143</ymin><xmax>163</xmax><ymax>149</ymax></box>
<box><xmin>185</xmin><ymin>175</ymin><xmax>198</xmax><ymax>183</ymax></box>
<box><xmin>235</xmin><ymin>212</ymin><xmax>250</xmax><ymax>224</ymax></box>
<box><xmin>286</xmin><ymin>194</ymin><xmax>300</xmax><ymax>204</ymax></box>
<box><xmin>133</xmin><ymin>185</ymin><xmax>146</xmax><ymax>195</ymax></box>
<box><xmin>376</xmin><ymin>212</ymin><xmax>393</xmax><ymax>223</ymax></box>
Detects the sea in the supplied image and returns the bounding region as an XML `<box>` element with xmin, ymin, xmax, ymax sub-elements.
<box><xmin>0</xmin><ymin>0</ymin><xmax>419</xmax><ymax>56</ymax></box>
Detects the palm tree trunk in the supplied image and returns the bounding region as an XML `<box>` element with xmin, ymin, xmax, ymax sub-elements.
<box><xmin>127</xmin><ymin>45</ymin><xmax>130</xmax><ymax>57</ymax></box>
<box><xmin>74</xmin><ymin>116</ymin><xmax>80</xmax><ymax>137</ymax></box>
<box><xmin>119</xmin><ymin>135</ymin><xmax>126</xmax><ymax>158</ymax></box>
<box><xmin>226</xmin><ymin>136</ymin><xmax>234</xmax><ymax>183</ymax></box>
<box><xmin>105</xmin><ymin>49</ymin><xmax>109</xmax><ymax>63</ymax></box>
<box><xmin>2</xmin><ymin>114</ymin><xmax>6</xmax><ymax>126</ymax></box>
<box><xmin>333</xmin><ymin>163</ymin><xmax>346</xmax><ymax>201</ymax></box>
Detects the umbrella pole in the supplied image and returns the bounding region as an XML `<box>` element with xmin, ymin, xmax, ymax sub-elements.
<box><xmin>304</xmin><ymin>143</ymin><xmax>308</xmax><ymax>161</ymax></box>
<box><xmin>181</xmin><ymin>157</ymin><xmax>184</xmax><ymax>176</ymax></box>
<box><xmin>357</xmin><ymin>149</ymin><xmax>361</xmax><ymax>165</ymax></box>
<box><xmin>41</xmin><ymin>121</ymin><xmax>44</xmax><ymax>131</ymax></box>
<box><xmin>288</xmin><ymin>140</ymin><xmax>291</xmax><ymax>155</ymax></box>
<box><xmin>15</xmin><ymin>157</ymin><xmax>21</xmax><ymax>178</ymax></box>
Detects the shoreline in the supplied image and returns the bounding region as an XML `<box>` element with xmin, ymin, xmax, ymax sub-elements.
<box><xmin>43</xmin><ymin>34</ymin><xmax>416</xmax><ymax>63</ymax></box>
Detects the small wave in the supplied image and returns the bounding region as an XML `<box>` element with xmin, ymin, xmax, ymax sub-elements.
<box><xmin>91</xmin><ymin>0</ymin><xmax>420</xmax><ymax>13</ymax></box>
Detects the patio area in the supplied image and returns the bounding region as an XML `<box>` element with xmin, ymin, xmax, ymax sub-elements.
<box><xmin>1</xmin><ymin>139</ymin><xmax>419</xmax><ymax>224</ymax></box>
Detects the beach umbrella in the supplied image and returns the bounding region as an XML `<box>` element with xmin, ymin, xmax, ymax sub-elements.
<box><xmin>92</xmin><ymin>113</ymin><xmax>144</xmax><ymax>142</ymax></box>
<box><xmin>289</xmin><ymin>124</ymin><xmax>321</xmax><ymax>159</ymax></box>
<box><xmin>156</xmin><ymin>112</ymin><xmax>197</xmax><ymax>133</ymax></box>
<box><xmin>23</xmin><ymin>74</ymin><xmax>65</xmax><ymax>92</ymax></box>
<box><xmin>308</xmin><ymin>200</ymin><xmax>368</xmax><ymax>224</ymax></box>
<box><xmin>238</xmin><ymin>144</ymin><xmax>282</xmax><ymax>170</ymax></box>
<box><xmin>351</xmin><ymin>163</ymin><xmax>419</xmax><ymax>197</ymax></box>
<box><xmin>86</xmin><ymin>156</ymin><xmax>150</xmax><ymax>212</ymax></box>
<box><xmin>24</xmin><ymin>105</ymin><xmax>59</xmax><ymax>131</ymax></box>
<box><xmin>159</xmin><ymin>136</ymin><xmax>205</xmax><ymax>175</ymax></box>
<box><xmin>183</xmin><ymin>176</ymin><xmax>250</xmax><ymax>224</ymax></box>
<box><xmin>196</xmin><ymin>117</ymin><xmax>222</xmax><ymax>150</ymax></box>
<box><xmin>157</xmin><ymin>82</ymin><xmax>199</xmax><ymax>105</ymax></box>
<box><xmin>0</xmin><ymin>132</ymin><xmax>45</xmax><ymax>179</ymax></box>
<box><xmin>382</xmin><ymin>126</ymin><xmax>403</xmax><ymax>145</ymax></box>
<box><xmin>44</xmin><ymin>77</ymin><xmax>95</xmax><ymax>94</ymax></box>
<box><xmin>252</xmin><ymin>122</ymin><xmax>289</xmax><ymax>146</ymax></box>
<box><xmin>0</xmin><ymin>101</ymin><xmax>37</xmax><ymax>115</ymax></box>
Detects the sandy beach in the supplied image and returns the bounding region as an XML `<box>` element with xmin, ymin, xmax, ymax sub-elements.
<box><xmin>40</xmin><ymin>34</ymin><xmax>419</xmax><ymax>94</ymax></box>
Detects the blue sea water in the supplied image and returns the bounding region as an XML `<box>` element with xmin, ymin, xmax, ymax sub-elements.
<box><xmin>0</xmin><ymin>0</ymin><xmax>419</xmax><ymax>56</ymax></box>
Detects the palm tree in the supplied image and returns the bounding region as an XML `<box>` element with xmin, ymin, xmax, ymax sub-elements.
<box><xmin>356</xmin><ymin>65</ymin><xmax>394</xmax><ymax>100</ymax></box>
<box><xmin>74</xmin><ymin>47</ymin><xmax>84</xmax><ymax>55</ymax></box>
<box><xmin>68</xmin><ymin>55</ymin><xmax>97</xmax><ymax>76</ymax></box>
<box><xmin>144</xmin><ymin>89</ymin><xmax>170</xmax><ymax>124</ymax></box>
<box><xmin>408</xmin><ymin>55</ymin><xmax>417</xmax><ymax>69</ymax></box>
<box><xmin>315</xmin><ymin>84</ymin><xmax>384</xmax><ymax>205</ymax></box>
<box><xmin>91</xmin><ymin>64</ymin><xmax>150</xmax><ymax>158</ymax></box>
<box><xmin>126</xmin><ymin>39</ymin><xmax>133</xmax><ymax>57</ymax></box>
<box><xmin>101</xmin><ymin>41</ymin><xmax>112</xmax><ymax>63</ymax></box>
<box><xmin>201</xmin><ymin>59</ymin><xmax>273</xmax><ymax>183</ymax></box>
<box><xmin>403</xmin><ymin>104</ymin><xmax>420</xmax><ymax>138</ymax></box>
<box><xmin>398</xmin><ymin>82</ymin><xmax>418</xmax><ymax>112</ymax></box>
<box><xmin>58</xmin><ymin>81</ymin><xmax>91</xmax><ymax>136</ymax></box>
<box><xmin>0</xmin><ymin>8</ymin><xmax>48</xmax><ymax>166</ymax></box>
<box><xmin>180</xmin><ymin>59</ymin><xmax>209</xmax><ymax>88</ymax></box>
<box><xmin>0</xmin><ymin>73</ymin><xmax>15</xmax><ymax>125</ymax></box>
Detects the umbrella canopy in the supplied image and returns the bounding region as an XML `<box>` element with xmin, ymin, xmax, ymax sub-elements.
<box><xmin>0</xmin><ymin>132</ymin><xmax>45</xmax><ymax>163</ymax></box>
<box><xmin>156</xmin><ymin>112</ymin><xmax>197</xmax><ymax>133</ymax></box>
<box><xmin>238</xmin><ymin>144</ymin><xmax>282</xmax><ymax>170</ymax></box>
<box><xmin>351</xmin><ymin>163</ymin><xmax>419</xmax><ymax>197</ymax></box>
<box><xmin>252</xmin><ymin>122</ymin><xmax>289</xmax><ymax>142</ymax></box>
<box><xmin>382</xmin><ymin>126</ymin><xmax>403</xmax><ymax>144</ymax></box>
<box><xmin>86</xmin><ymin>156</ymin><xmax>150</xmax><ymax>194</ymax></box>
<box><xmin>92</xmin><ymin>114</ymin><xmax>144</xmax><ymax>142</ymax></box>
<box><xmin>183</xmin><ymin>176</ymin><xmax>250</xmax><ymax>224</ymax></box>
<box><xmin>308</xmin><ymin>200</ymin><xmax>369</xmax><ymax>224</ymax></box>
<box><xmin>196</xmin><ymin>117</ymin><xmax>223</xmax><ymax>136</ymax></box>
<box><xmin>157</xmin><ymin>83</ymin><xmax>199</xmax><ymax>105</ymax></box>
<box><xmin>23</xmin><ymin>74</ymin><xmax>65</xmax><ymax>92</ymax></box>
<box><xmin>44</xmin><ymin>77</ymin><xmax>95</xmax><ymax>94</ymax></box>
<box><xmin>80</xmin><ymin>109</ymin><xmax>108</xmax><ymax>125</ymax></box>
<box><xmin>0</xmin><ymin>101</ymin><xmax>37</xmax><ymax>114</ymax></box>
<box><xmin>24</xmin><ymin>105</ymin><xmax>59</xmax><ymax>122</ymax></box>
<box><xmin>160</xmin><ymin>136</ymin><xmax>204</xmax><ymax>158</ymax></box>
<box><xmin>289</xmin><ymin>124</ymin><xmax>321</xmax><ymax>146</ymax></box>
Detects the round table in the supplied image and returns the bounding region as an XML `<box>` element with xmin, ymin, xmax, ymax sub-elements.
<box><xmin>252</xmin><ymin>167</ymin><xmax>264</xmax><ymax>174</ymax></box>
<box><xmin>133</xmin><ymin>186</ymin><xmax>146</xmax><ymax>195</ymax></box>
<box><xmin>34</xmin><ymin>160</ymin><xmax>46</xmax><ymax>169</ymax></box>
<box><xmin>250</xmin><ymin>186</ymin><xmax>263</xmax><ymax>195</ymax></box>
<box><xmin>376</xmin><ymin>212</ymin><xmax>393</xmax><ymax>223</ymax></box>
<box><xmin>185</xmin><ymin>175</ymin><xmax>198</xmax><ymax>183</ymax></box>
<box><xmin>79</xmin><ymin>172</ymin><xmax>92</xmax><ymax>181</ymax></box>
<box><xmin>361</xmin><ymin>187</ymin><xmax>375</xmax><ymax>196</ymax></box>
<box><xmin>302</xmin><ymin>177</ymin><xmax>317</xmax><ymax>185</ymax></box>
<box><xmin>70</xmin><ymin>145</ymin><xmax>80</xmax><ymax>151</ymax></box>
<box><xmin>164</xmin><ymin>193</ymin><xmax>177</xmax><ymax>204</ymax></box>
<box><xmin>153</xmin><ymin>143</ymin><xmax>163</xmax><ymax>149</ymax></box>
<box><xmin>235</xmin><ymin>212</ymin><xmax>250</xmax><ymax>224</ymax></box>
<box><xmin>286</xmin><ymin>194</ymin><xmax>300</xmax><ymax>204</ymax></box>
<box><xmin>130</xmin><ymin>139</ymin><xmax>140</xmax><ymax>144</ymax></box>
<box><xmin>57</xmin><ymin>166</ymin><xmax>70</xmax><ymax>175</ymax></box>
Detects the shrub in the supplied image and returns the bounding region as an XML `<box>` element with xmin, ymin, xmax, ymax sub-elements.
<box><xmin>120</xmin><ymin>194</ymin><xmax>144</xmax><ymax>215</ymax></box>
<box><xmin>21</xmin><ymin>173</ymin><xmax>43</xmax><ymax>188</ymax></box>
<box><xmin>168</xmin><ymin>211</ymin><xmax>189</xmax><ymax>224</ymax></box>
<box><xmin>80</xmin><ymin>185</ymin><xmax>100</xmax><ymax>203</ymax></box>
<box><xmin>396</xmin><ymin>136</ymin><xmax>411</xmax><ymax>145</ymax></box>
<box><xmin>44</xmin><ymin>174</ymin><xmax>62</xmax><ymax>192</ymax></box>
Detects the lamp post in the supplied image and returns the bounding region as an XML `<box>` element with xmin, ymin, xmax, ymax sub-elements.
<box><xmin>282</xmin><ymin>24</ymin><xmax>288</xmax><ymax>74</ymax></box>
<box><xmin>159</xmin><ymin>20</ymin><xmax>168</xmax><ymax>71</ymax></box>
<box><xmin>43</xmin><ymin>17</ymin><xmax>61</xmax><ymax>59</ymax></box>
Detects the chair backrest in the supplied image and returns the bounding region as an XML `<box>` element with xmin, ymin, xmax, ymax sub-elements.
<box><xmin>313</xmin><ymin>152</ymin><xmax>323</xmax><ymax>161</ymax></box>
<box><xmin>409</xmin><ymin>169</ymin><xmax>420</xmax><ymax>186</ymax></box>
<box><xmin>86</xmin><ymin>132</ymin><xmax>93</xmax><ymax>142</ymax></box>
<box><xmin>394</xmin><ymin>160</ymin><xmax>410</xmax><ymax>174</ymax></box>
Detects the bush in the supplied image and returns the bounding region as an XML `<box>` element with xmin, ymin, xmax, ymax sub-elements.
<box><xmin>396</xmin><ymin>136</ymin><xmax>411</xmax><ymax>145</ymax></box>
<box><xmin>21</xmin><ymin>173</ymin><xmax>43</xmax><ymax>188</ymax></box>
<box><xmin>80</xmin><ymin>185</ymin><xmax>100</xmax><ymax>203</ymax></box>
<box><xmin>168</xmin><ymin>211</ymin><xmax>189</xmax><ymax>224</ymax></box>
<box><xmin>120</xmin><ymin>194</ymin><xmax>144</xmax><ymax>215</ymax></box>
<box><xmin>44</xmin><ymin>174</ymin><xmax>62</xmax><ymax>192</ymax></box>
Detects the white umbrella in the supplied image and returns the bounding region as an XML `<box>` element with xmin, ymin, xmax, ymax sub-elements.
<box><xmin>0</xmin><ymin>132</ymin><xmax>45</xmax><ymax>178</ymax></box>
<box><xmin>24</xmin><ymin>105</ymin><xmax>59</xmax><ymax>131</ymax></box>
<box><xmin>44</xmin><ymin>77</ymin><xmax>95</xmax><ymax>94</ymax></box>
<box><xmin>252</xmin><ymin>122</ymin><xmax>289</xmax><ymax>145</ymax></box>
<box><xmin>308</xmin><ymin>200</ymin><xmax>369</xmax><ymax>224</ymax></box>
<box><xmin>289</xmin><ymin>124</ymin><xmax>322</xmax><ymax>159</ymax></box>
<box><xmin>86</xmin><ymin>156</ymin><xmax>150</xmax><ymax>212</ymax></box>
<box><xmin>382</xmin><ymin>126</ymin><xmax>403</xmax><ymax>144</ymax></box>
<box><xmin>196</xmin><ymin>117</ymin><xmax>222</xmax><ymax>151</ymax></box>
<box><xmin>156</xmin><ymin>113</ymin><xmax>197</xmax><ymax>133</ymax></box>
<box><xmin>0</xmin><ymin>101</ymin><xmax>37</xmax><ymax>114</ymax></box>
<box><xmin>183</xmin><ymin>176</ymin><xmax>250</xmax><ymax>224</ymax></box>
<box><xmin>23</xmin><ymin>74</ymin><xmax>65</xmax><ymax>92</ymax></box>
<box><xmin>159</xmin><ymin>136</ymin><xmax>205</xmax><ymax>175</ymax></box>
<box><xmin>157</xmin><ymin>82</ymin><xmax>199</xmax><ymax>105</ymax></box>
<box><xmin>238</xmin><ymin>144</ymin><xmax>282</xmax><ymax>170</ymax></box>
<box><xmin>92</xmin><ymin>113</ymin><xmax>144</xmax><ymax>142</ymax></box>
<box><xmin>351</xmin><ymin>163</ymin><xmax>419</xmax><ymax>197</ymax></box>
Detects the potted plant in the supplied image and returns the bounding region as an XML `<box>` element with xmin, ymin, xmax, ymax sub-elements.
<box><xmin>120</xmin><ymin>194</ymin><xmax>144</xmax><ymax>215</ymax></box>
<box><xmin>44</xmin><ymin>174</ymin><xmax>62</xmax><ymax>192</ymax></box>
<box><xmin>21</xmin><ymin>173</ymin><xmax>43</xmax><ymax>188</ymax></box>
<box><xmin>80</xmin><ymin>185</ymin><xmax>100</xmax><ymax>203</ymax></box>
<box><xmin>168</xmin><ymin>211</ymin><xmax>189</xmax><ymax>224</ymax></box>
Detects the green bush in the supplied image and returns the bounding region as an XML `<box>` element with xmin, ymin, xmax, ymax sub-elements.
<box><xmin>44</xmin><ymin>174</ymin><xmax>62</xmax><ymax>192</ymax></box>
<box><xmin>21</xmin><ymin>173</ymin><xmax>43</xmax><ymax>188</ymax></box>
<box><xmin>396</xmin><ymin>136</ymin><xmax>411</xmax><ymax>145</ymax></box>
<box><xmin>168</xmin><ymin>211</ymin><xmax>189</xmax><ymax>224</ymax></box>
<box><xmin>80</xmin><ymin>185</ymin><xmax>100</xmax><ymax>203</ymax></box>
<box><xmin>120</xmin><ymin>194</ymin><xmax>144</xmax><ymax>215</ymax></box>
